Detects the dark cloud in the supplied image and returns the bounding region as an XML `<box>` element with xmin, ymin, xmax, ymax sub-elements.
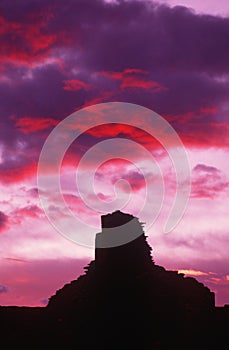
<box><xmin>40</xmin><ymin>298</ymin><xmax>49</xmax><ymax>305</ymax></box>
<box><xmin>0</xmin><ymin>0</ymin><xmax>229</xmax><ymax>183</ymax></box>
<box><xmin>0</xmin><ymin>284</ymin><xmax>8</xmax><ymax>293</ymax></box>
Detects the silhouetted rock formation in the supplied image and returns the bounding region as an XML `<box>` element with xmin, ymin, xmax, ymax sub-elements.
<box><xmin>0</xmin><ymin>211</ymin><xmax>228</xmax><ymax>349</ymax></box>
<box><xmin>46</xmin><ymin>211</ymin><xmax>216</xmax><ymax>348</ymax></box>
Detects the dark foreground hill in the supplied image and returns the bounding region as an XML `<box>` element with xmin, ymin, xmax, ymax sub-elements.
<box><xmin>0</xmin><ymin>211</ymin><xmax>228</xmax><ymax>349</ymax></box>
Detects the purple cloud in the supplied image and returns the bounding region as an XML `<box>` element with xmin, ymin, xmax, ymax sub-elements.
<box><xmin>193</xmin><ymin>164</ymin><xmax>220</xmax><ymax>174</ymax></box>
<box><xmin>0</xmin><ymin>0</ymin><xmax>228</xmax><ymax>135</ymax></box>
<box><xmin>0</xmin><ymin>284</ymin><xmax>8</xmax><ymax>293</ymax></box>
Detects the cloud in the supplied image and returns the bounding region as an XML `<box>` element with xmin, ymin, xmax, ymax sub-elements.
<box><xmin>0</xmin><ymin>0</ymin><xmax>228</xmax><ymax>153</ymax></box>
<box><xmin>15</xmin><ymin>116</ymin><xmax>59</xmax><ymax>134</ymax></box>
<box><xmin>0</xmin><ymin>9</ymin><xmax>66</xmax><ymax>68</ymax></box>
<box><xmin>193</xmin><ymin>164</ymin><xmax>220</xmax><ymax>174</ymax></box>
<box><xmin>62</xmin><ymin>193</ymin><xmax>95</xmax><ymax>215</ymax></box>
<box><xmin>0</xmin><ymin>284</ymin><xmax>8</xmax><ymax>293</ymax></box>
<box><xmin>99</xmin><ymin>69</ymin><xmax>167</xmax><ymax>91</ymax></box>
<box><xmin>0</xmin><ymin>211</ymin><xmax>8</xmax><ymax>232</ymax></box>
<box><xmin>40</xmin><ymin>298</ymin><xmax>49</xmax><ymax>305</ymax></box>
<box><xmin>191</xmin><ymin>163</ymin><xmax>229</xmax><ymax>198</ymax></box>
<box><xmin>10</xmin><ymin>205</ymin><xmax>43</xmax><ymax>225</ymax></box>
<box><xmin>84</xmin><ymin>123</ymin><xmax>159</xmax><ymax>151</ymax></box>
<box><xmin>0</xmin><ymin>161</ymin><xmax>37</xmax><ymax>184</ymax></box>
<box><xmin>112</xmin><ymin>170</ymin><xmax>147</xmax><ymax>192</ymax></box>
<box><xmin>0</xmin><ymin>135</ymin><xmax>39</xmax><ymax>185</ymax></box>
<box><xmin>0</xmin><ymin>0</ymin><xmax>228</xmax><ymax>308</ymax></box>
<box><xmin>157</xmin><ymin>0</ymin><xmax>229</xmax><ymax>17</ymax></box>
<box><xmin>177</xmin><ymin>269</ymin><xmax>209</xmax><ymax>276</ymax></box>
<box><xmin>175</xmin><ymin>268</ymin><xmax>229</xmax><ymax>305</ymax></box>
<box><xmin>63</xmin><ymin>79</ymin><xmax>92</xmax><ymax>92</ymax></box>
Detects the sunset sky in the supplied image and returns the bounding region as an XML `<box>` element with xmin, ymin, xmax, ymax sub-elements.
<box><xmin>0</xmin><ymin>0</ymin><xmax>228</xmax><ymax>307</ymax></box>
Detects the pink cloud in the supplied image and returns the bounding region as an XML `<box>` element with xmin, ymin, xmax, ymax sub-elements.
<box><xmin>97</xmin><ymin>192</ymin><xmax>114</xmax><ymax>201</ymax></box>
<box><xmin>62</xmin><ymin>193</ymin><xmax>95</xmax><ymax>216</ymax></box>
<box><xmin>112</xmin><ymin>170</ymin><xmax>146</xmax><ymax>192</ymax></box>
<box><xmin>10</xmin><ymin>205</ymin><xmax>43</xmax><ymax>225</ymax></box>
<box><xmin>158</xmin><ymin>0</ymin><xmax>229</xmax><ymax>17</ymax></box>
<box><xmin>0</xmin><ymin>211</ymin><xmax>8</xmax><ymax>233</ymax></box>
<box><xmin>191</xmin><ymin>163</ymin><xmax>229</xmax><ymax>198</ymax></box>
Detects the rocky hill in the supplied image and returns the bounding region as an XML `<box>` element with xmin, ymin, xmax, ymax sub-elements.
<box><xmin>0</xmin><ymin>211</ymin><xmax>228</xmax><ymax>349</ymax></box>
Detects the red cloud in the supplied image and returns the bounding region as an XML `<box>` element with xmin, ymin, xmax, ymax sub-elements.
<box><xmin>0</xmin><ymin>162</ymin><xmax>37</xmax><ymax>184</ymax></box>
<box><xmin>120</xmin><ymin>75</ymin><xmax>165</xmax><ymax>91</ymax></box>
<box><xmin>200</xmin><ymin>106</ymin><xmax>218</xmax><ymax>115</ymax></box>
<box><xmin>0</xmin><ymin>15</ymin><xmax>20</xmax><ymax>34</ymax></box>
<box><xmin>82</xmin><ymin>91</ymin><xmax>115</xmax><ymax>108</ymax></box>
<box><xmin>0</xmin><ymin>14</ymin><xmax>69</xmax><ymax>67</ymax></box>
<box><xmin>63</xmin><ymin>79</ymin><xmax>92</xmax><ymax>92</ymax></box>
<box><xmin>165</xmin><ymin>111</ymin><xmax>228</xmax><ymax>148</ymax></box>
<box><xmin>99</xmin><ymin>69</ymin><xmax>166</xmax><ymax>91</ymax></box>
<box><xmin>86</xmin><ymin>123</ymin><xmax>157</xmax><ymax>149</ymax></box>
<box><xmin>100</xmin><ymin>68</ymin><xmax>147</xmax><ymax>80</ymax></box>
<box><xmin>15</xmin><ymin>117</ymin><xmax>59</xmax><ymax>134</ymax></box>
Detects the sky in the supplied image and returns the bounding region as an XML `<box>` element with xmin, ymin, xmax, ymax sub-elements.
<box><xmin>0</xmin><ymin>0</ymin><xmax>228</xmax><ymax>307</ymax></box>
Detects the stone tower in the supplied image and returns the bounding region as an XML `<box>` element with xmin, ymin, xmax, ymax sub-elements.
<box><xmin>95</xmin><ymin>210</ymin><xmax>153</xmax><ymax>274</ymax></box>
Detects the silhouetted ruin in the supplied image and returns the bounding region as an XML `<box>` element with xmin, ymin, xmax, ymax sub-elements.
<box><xmin>0</xmin><ymin>211</ymin><xmax>228</xmax><ymax>348</ymax></box>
